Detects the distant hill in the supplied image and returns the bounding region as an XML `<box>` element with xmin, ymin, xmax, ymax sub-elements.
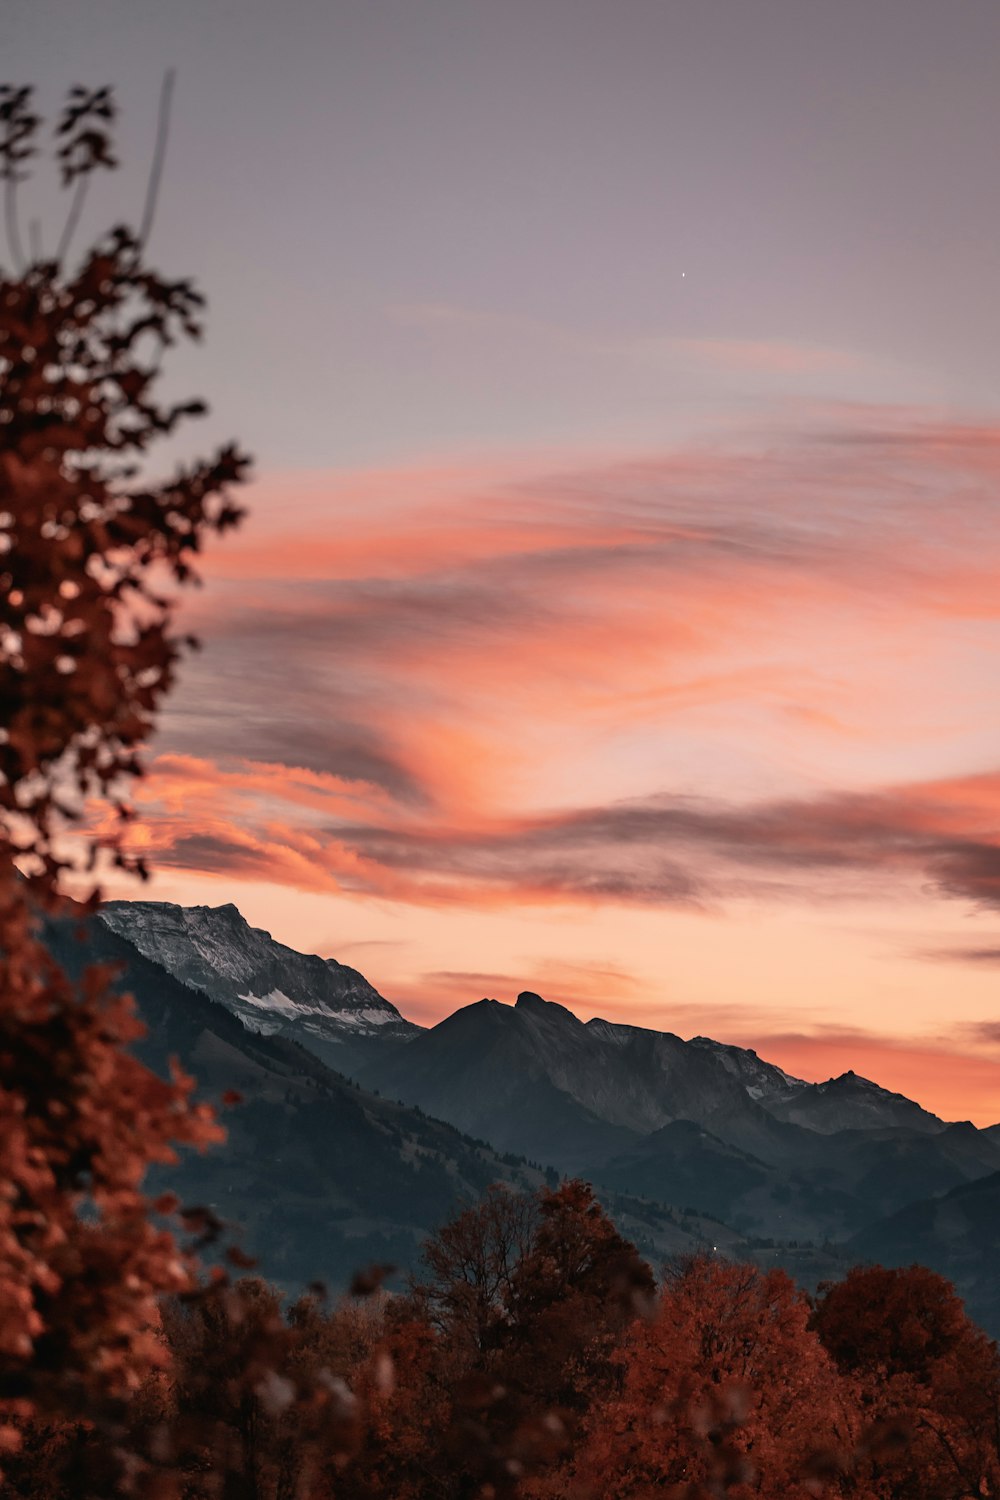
<box><xmin>848</xmin><ymin>1168</ymin><xmax>1000</xmax><ymax>1336</ymax></box>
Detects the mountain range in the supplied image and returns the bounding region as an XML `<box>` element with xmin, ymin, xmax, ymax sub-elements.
<box><xmin>68</xmin><ymin>897</ymin><xmax>1000</xmax><ymax>1331</ymax></box>
<box><xmin>352</xmin><ymin>989</ymin><xmax>998</xmax><ymax>1247</ymax></box>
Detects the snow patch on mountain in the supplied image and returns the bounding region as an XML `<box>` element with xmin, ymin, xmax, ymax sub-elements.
<box><xmin>236</xmin><ymin>989</ymin><xmax>402</xmax><ymax>1030</ymax></box>
<box><xmin>239</xmin><ymin>989</ymin><xmax>300</xmax><ymax>1015</ymax></box>
<box><xmin>688</xmin><ymin>1035</ymin><xmax>805</xmax><ymax>1101</ymax></box>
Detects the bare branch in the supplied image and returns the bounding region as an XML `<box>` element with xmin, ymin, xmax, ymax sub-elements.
<box><xmin>3</xmin><ymin>173</ymin><xmax>25</xmax><ymax>271</ymax></box>
<box><xmin>55</xmin><ymin>171</ymin><xmax>88</xmax><ymax>265</ymax></box>
<box><xmin>138</xmin><ymin>68</ymin><xmax>176</xmax><ymax>250</ymax></box>
<box><xmin>0</xmin><ymin>84</ymin><xmax>37</xmax><ymax>271</ymax></box>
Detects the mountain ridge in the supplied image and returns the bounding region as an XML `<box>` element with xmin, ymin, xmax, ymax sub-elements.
<box><xmin>97</xmin><ymin>898</ymin><xmax>1000</xmax><ymax>1270</ymax></box>
<box><xmin>100</xmin><ymin>900</ymin><xmax>954</xmax><ymax>1140</ymax></box>
<box><xmin>100</xmin><ymin>898</ymin><xmax>421</xmax><ymax>1073</ymax></box>
<box><xmin>46</xmin><ymin>904</ymin><xmax>746</xmax><ymax>1289</ymax></box>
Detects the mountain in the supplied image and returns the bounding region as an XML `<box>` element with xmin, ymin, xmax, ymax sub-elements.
<box><xmin>581</xmin><ymin>1013</ymin><xmax>805</xmax><ymax>1137</ymax></box>
<box><xmin>99</xmin><ymin>901</ymin><xmax>952</xmax><ymax>1150</ymax></box>
<box><xmin>46</xmin><ymin>910</ymin><xmax>533</xmax><ymax>1288</ymax></box>
<box><xmin>768</xmin><ymin>1071</ymin><xmax>946</xmax><ymax>1136</ymax></box>
<box><xmin>685</xmin><ymin>1033</ymin><xmax>805</xmax><ymax>1103</ymax></box>
<box><xmin>598</xmin><ymin>1122</ymin><xmax>858</xmax><ymax>1243</ymax></box>
<box><xmin>357</xmin><ymin>991</ymin><xmax>805</xmax><ymax>1169</ymax></box>
<box><xmin>88</xmin><ymin>900</ymin><xmax>1000</xmax><ymax>1286</ymax></box>
<box><xmin>100</xmin><ymin>899</ymin><xmax>420</xmax><ymax>1073</ymax></box>
<box><xmin>364</xmin><ymin>987</ymin><xmax>952</xmax><ymax>1147</ymax></box>
<box><xmin>358</xmin><ymin>990</ymin><xmax>1000</xmax><ymax>1243</ymax></box>
<box><xmin>46</xmin><ymin>909</ymin><xmax>739</xmax><ymax>1289</ymax></box>
<box><xmin>598</xmin><ymin>1115</ymin><xmax>1000</xmax><ymax>1246</ymax></box>
<box><xmin>357</xmin><ymin>987</ymin><xmax>949</xmax><ymax>1165</ymax></box>
<box><xmin>352</xmin><ymin>995</ymin><xmax>640</xmax><ymax>1173</ymax></box>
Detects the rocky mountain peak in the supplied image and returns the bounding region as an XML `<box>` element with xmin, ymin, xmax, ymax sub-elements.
<box><xmin>515</xmin><ymin>991</ymin><xmax>583</xmax><ymax>1027</ymax></box>
<box><xmin>773</xmin><ymin>1068</ymin><xmax>946</xmax><ymax>1135</ymax></box>
<box><xmin>99</xmin><ymin>898</ymin><xmax>422</xmax><ymax>1070</ymax></box>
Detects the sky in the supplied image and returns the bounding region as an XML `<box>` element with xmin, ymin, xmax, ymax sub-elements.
<box><xmin>8</xmin><ymin>1</ymin><xmax>1000</xmax><ymax>1121</ymax></box>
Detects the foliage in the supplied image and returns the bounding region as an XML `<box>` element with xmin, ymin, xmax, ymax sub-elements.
<box><xmin>812</xmin><ymin>1265</ymin><xmax>1000</xmax><ymax>1499</ymax></box>
<box><xmin>0</xmin><ymin>82</ymin><xmax>247</xmax><ymax>1486</ymax></box>
<box><xmin>6</xmin><ymin>1205</ymin><xmax>1000</xmax><ymax>1500</ymax></box>
<box><xmin>562</xmin><ymin>1257</ymin><xmax>859</xmax><ymax>1499</ymax></box>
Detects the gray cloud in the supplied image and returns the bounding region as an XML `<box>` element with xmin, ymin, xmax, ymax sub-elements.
<box><xmin>316</xmin><ymin>783</ymin><xmax>998</xmax><ymax>911</ymax></box>
<box><xmin>920</xmin><ymin>946</ymin><xmax>1000</xmax><ymax>967</ymax></box>
<box><xmin>142</xmin><ymin>769</ymin><xmax>1000</xmax><ymax>916</ymax></box>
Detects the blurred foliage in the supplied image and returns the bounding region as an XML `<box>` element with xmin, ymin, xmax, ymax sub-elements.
<box><xmin>0</xmin><ymin>82</ymin><xmax>247</xmax><ymax>1491</ymax></box>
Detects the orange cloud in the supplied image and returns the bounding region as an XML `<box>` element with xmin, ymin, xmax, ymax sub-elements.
<box><xmin>102</xmin><ymin>743</ymin><xmax>1000</xmax><ymax>928</ymax></box>
<box><xmin>89</xmin><ymin>410</ymin><xmax>995</xmax><ymax>1051</ymax></box>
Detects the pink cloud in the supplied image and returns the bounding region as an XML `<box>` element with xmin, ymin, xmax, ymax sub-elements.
<box><xmin>101</xmin><ymin>749</ymin><xmax>1000</xmax><ymax>925</ymax></box>
<box><xmin>671</xmin><ymin>337</ymin><xmax>858</xmax><ymax>375</ymax></box>
<box><xmin>90</xmin><ymin>402</ymin><xmax>1000</xmax><ymax>1110</ymax></box>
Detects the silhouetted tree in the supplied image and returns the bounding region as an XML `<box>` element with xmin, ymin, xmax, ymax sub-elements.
<box><xmin>418</xmin><ymin>1183</ymin><xmax>537</xmax><ymax>1357</ymax></box>
<box><xmin>0</xmin><ymin>82</ymin><xmax>248</xmax><ymax>1493</ymax></box>
<box><xmin>407</xmin><ymin>1182</ymin><xmax>653</xmax><ymax>1497</ymax></box>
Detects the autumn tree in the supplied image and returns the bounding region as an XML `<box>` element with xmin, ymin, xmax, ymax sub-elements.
<box><xmin>405</xmin><ymin>1181</ymin><xmax>653</xmax><ymax>1498</ymax></box>
<box><xmin>321</xmin><ymin>1299</ymin><xmax>448</xmax><ymax>1500</ymax></box>
<box><xmin>0</xmin><ymin>81</ymin><xmax>248</xmax><ymax>1492</ymax></box>
<box><xmin>157</xmin><ymin>1278</ymin><xmax>387</xmax><ymax>1500</ymax></box>
<box><xmin>813</xmin><ymin>1264</ymin><xmax>1000</xmax><ymax>1500</ymax></box>
<box><xmin>564</xmin><ymin>1255</ymin><xmax>863</xmax><ymax>1500</ymax></box>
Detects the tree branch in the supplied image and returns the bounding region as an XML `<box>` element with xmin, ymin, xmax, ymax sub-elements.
<box><xmin>4</xmin><ymin>173</ymin><xmax>25</xmax><ymax>272</ymax></box>
<box><xmin>55</xmin><ymin>173</ymin><xmax>88</xmax><ymax>266</ymax></box>
<box><xmin>137</xmin><ymin>68</ymin><xmax>176</xmax><ymax>250</ymax></box>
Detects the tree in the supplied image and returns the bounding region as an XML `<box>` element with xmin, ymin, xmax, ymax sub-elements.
<box><xmin>811</xmin><ymin>1263</ymin><xmax>975</xmax><ymax>1383</ymax></box>
<box><xmin>412</xmin><ymin>1181</ymin><xmax>654</xmax><ymax>1498</ymax></box>
<box><xmin>566</xmin><ymin>1256</ymin><xmax>862</xmax><ymax>1500</ymax></box>
<box><xmin>0</xmin><ymin>82</ymin><xmax>248</xmax><ymax>1490</ymax></box>
<box><xmin>418</xmin><ymin>1183</ymin><xmax>537</xmax><ymax>1358</ymax></box>
<box><xmin>812</xmin><ymin>1265</ymin><xmax>1000</xmax><ymax>1500</ymax></box>
<box><xmin>505</xmin><ymin>1179</ymin><xmax>655</xmax><ymax>1411</ymax></box>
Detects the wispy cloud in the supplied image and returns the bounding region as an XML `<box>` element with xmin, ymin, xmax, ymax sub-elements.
<box><xmin>114</xmin><ymin>406</ymin><xmax>1000</xmax><ymax>940</ymax></box>
<box><xmin>111</xmin><ymin>745</ymin><xmax>1000</xmax><ymax>924</ymax></box>
<box><xmin>920</xmin><ymin>946</ymin><xmax>1000</xmax><ymax>967</ymax></box>
<box><xmin>665</xmin><ymin>337</ymin><xmax>858</xmax><ymax>375</ymax></box>
<box><xmin>388</xmin><ymin>303</ymin><xmax>862</xmax><ymax>375</ymax></box>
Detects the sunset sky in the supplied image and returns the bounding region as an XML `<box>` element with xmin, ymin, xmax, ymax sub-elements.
<box><xmin>11</xmin><ymin>2</ymin><xmax>1000</xmax><ymax>1121</ymax></box>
